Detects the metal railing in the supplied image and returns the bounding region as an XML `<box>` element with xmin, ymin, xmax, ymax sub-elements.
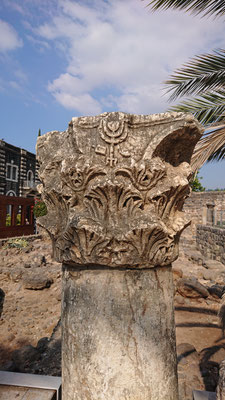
<box><xmin>0</xmin><ymin>195</ymin><xmax>34</xmax><ymax>238</ymax></box>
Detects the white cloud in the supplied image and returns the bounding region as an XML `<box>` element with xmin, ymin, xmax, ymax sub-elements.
<box><xmin>0</xmin><ymin>19</ymin><xmax>23</xmax><ymax>52</ymax></box>
<box><xmin>26</xmin><ymin>34</ymin><xmax>50</xmax><ymax>51</ymax></box>
<box><xmin>9</xmin><ymin>80</ymin><xmax>21</xmax><ymax>90</ymax></box>
<box><xmin>35</xmin><ymin>0</ymin><xmax>225</xmax><ymax>115</ymax></box>
<box><xmin>14</xmin><ymin>68</ymin><xmax>27</xmax><ymax>82</ymax></box>
<box><xmin>52</xmin><ymin>91</ymin><xmax>101</xmax><ymax>115</ymax></box>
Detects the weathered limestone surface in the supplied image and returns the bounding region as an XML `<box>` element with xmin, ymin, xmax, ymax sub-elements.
<box><xmin>36</xmin><ymin>112</ymin><xmax>202</xmax><ymax>400</ymax></box>
<box><xmin>37</xmin><ymin>112</ymin><xmax>202</xmax><ymax>269</ymax></box>
<box><xmin>62</xmin><ymin>266</ymin><xmax>177</xmax><ymax>400</ymax></box>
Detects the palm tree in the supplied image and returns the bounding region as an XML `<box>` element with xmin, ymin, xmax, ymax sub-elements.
<box><xmin>144</xmin><ymin>0</ymin><xmax>225</xmax><ymax>171</ymax></box>
<box><xmin>146</xmin><ymin>1</ymin><xmax>225</xmax><ymax>18</ymax></box>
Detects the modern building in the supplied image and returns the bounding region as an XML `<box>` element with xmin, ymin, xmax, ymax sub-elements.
<box><xmin>0</xmin><ymin>140</ymin><xmax>40</xmax><ymax>197</ymax></box>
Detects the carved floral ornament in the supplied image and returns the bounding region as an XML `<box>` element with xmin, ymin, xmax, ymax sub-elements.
<box><xmin>36</xmin><ymin>112</ymin><xmax>203</xmax><ymax>268</ymax></box>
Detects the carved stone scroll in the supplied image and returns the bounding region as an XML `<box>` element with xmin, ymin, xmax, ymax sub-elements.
<box><xmin>36</xmin><ymin>112</ymin><xmax>203</xmax><ymax>269</ymax></box>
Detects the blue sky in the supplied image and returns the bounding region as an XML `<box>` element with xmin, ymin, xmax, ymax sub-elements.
<box><xmin>0</xmin><ymin>0</ymin><xmax>224</xmax><ymax>189</ymax></box>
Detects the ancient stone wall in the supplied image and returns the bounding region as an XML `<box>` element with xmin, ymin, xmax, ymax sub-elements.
<box><xmin>196</xmin><ymin>225</ymin><xmax>225</xmax><ymax>265</ymax></box>
<box><xmin>181</xmin><ymin>191</ymin><xmax>225</xmax><ymax>249</ymax></box>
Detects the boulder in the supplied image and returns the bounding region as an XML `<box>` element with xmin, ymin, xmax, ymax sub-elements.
<box><xmin>23</xmin><ymin>274</ymin><xmax>53</xmax><ymax>290</ymax></box>
<box><xmin>185</xmin><ymin>250</ymin><xmax>204</xmax><ymax>265</ymax></box>
<box><xmin>202</xmin><ymin>269</ymin><xmax>221</xmax><ymax>282</ymax></box>
<box><xmin>207</xmin><ymin>285</ymin><xmax>225</xmax><ymax>299</ymax></box>
<box><xmin>203</xmin><ymin>260</ymin><xmax>225</xmax><ymax>271</ymax></box>
<box><xmin>177</xmin><ymin>277</ymin><xmax>209</xmax><ymax>298</ymax></box>
<box><xmin>177</xmin><ymin>343</ymin><xmax>199</xmax><ymax>363</ymax></box>
<box><xmin>10</xmin><ymin>269</ymin><xmax>24</xmax><ymax>282</ymax></box>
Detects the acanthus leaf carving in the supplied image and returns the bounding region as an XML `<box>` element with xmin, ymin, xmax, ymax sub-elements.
<box><xmin>36</xmin><ymin>112</ymin><xmax>203</xmax><ymax>268</ymax></box>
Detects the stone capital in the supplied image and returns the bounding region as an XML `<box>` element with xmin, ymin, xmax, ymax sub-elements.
<box><xmin>36</xmin><ymin>112</ymin><xmax>202</xmax><ymax>268</ymax></box>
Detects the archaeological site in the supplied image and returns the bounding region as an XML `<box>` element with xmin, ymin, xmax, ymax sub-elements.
<box><xmin>0</xmin><ymin>112</ymin><xmax>225</xmax><ymax>400</ymax></box>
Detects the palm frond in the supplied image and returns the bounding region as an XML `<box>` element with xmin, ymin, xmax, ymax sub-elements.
<box><xmin>165</xmin><ymin>50</ymin><xmax>225</xmax><ymax>100</ymax></box>
<box><xmin>169</xmin><ymin>90</ymin><xmax>225</xmax><ymax>124</ymax></box>
<box><xmin>191</xmin><ymin>125</ymin><xmax>225</xmax><ymax>171</ymax></box>
<box><xmin>145</xmin><ymin>0</ymin><xmax>225</xmax><ymax>18</ymax></box>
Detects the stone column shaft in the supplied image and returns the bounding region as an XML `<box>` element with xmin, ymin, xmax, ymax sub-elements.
<box><xmin>62</xmin><ymin>265</ymin><xmax>178</xmax><ymax>400</ymax></box>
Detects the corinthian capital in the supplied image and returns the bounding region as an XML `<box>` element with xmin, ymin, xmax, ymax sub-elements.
<box><xmin>36</xmin><ymin>112</ymin><xmax>202</xmax><ymax>268</ymax></box>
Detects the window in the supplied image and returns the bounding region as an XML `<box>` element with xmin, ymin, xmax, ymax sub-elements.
<box><xmin>6</xmin><ymin>163</ymin><xmax>18</xmax><ymax>182</ymax></box>
<box><xmin>6</xmin><ymin>190</ymin><xmax>16</xmax><ymax>196</ymax></box>
<box><xmin>27</xmin><ymin>170</ymin><xmax>34</xmax><ymax>183</ymax></box>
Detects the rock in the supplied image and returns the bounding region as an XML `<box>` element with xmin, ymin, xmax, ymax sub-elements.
<box><xmin>185</xmin><ymin>250</ymin><xmax>204</xmax><ymax>265</ymax></box>
<box><xmin>29</xmin><ymin>255</ymin><xmax>46</xmax><ymax>269</ymax></box>
<box><xmin>30</xmin><ymin>261</ymin><xmax>41</xmax><ymax>269</ymax></box>
<box><xmin>23</xmin><ymin>274</ymin><xmax>53</xmax><ymax>290</ymax></box>
<box><xmin>202</xmin><ymin>269</ymin><xmax>221</xmax><ymax>281</ymax></box>
<box><xmin>177</xmin><ymin>343</ymin><xmax>199</xmax><ymax>363</ymax></box>
<box><xmin>177</xmin><ymin>277</ymin><xmax>210</xmax><ymax>298</ymax></box>
<box><xmin>21</xmin><ymin>245</ymin><xmax>33</xmax><ymax>254</ymax></box>
<box><xmin>10</xmin><ymin>269</ymin><xmax>23</xmax><ymax>282</ymax></box>
<box><xmin>207</xmin><ymin>285</ymin><xmax>225</xmax><ymax>299</ymax></box>
<box><xmin>203</xmin><ymin>260</ymin><xmax>225</xmax><ymax>271</ymax></box>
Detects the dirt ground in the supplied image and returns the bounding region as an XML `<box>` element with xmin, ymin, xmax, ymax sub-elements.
<box><xmin>0</xmin><ymin>236</ymin><xmax>224</xmax><ymax>395</ymax></box>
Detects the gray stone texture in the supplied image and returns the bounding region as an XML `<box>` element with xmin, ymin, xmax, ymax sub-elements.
<box><xmin>196</xmin><ymin>225</ymin><xmax>225</xmax><ymax>265</ymax></box>
<box><xmin>62</xmin><ymin>265</ymin><xmax>178</xmax><ymax>400</ymax></box>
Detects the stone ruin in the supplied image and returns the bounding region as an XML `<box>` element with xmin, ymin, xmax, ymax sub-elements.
<box><xmin>36</xmin><ymin>111</ymin><xmax>203</xmax><ymax>400</ymax></box>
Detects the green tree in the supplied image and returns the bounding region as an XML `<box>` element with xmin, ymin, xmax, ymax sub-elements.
<box><xmin>33</xmin><ymin>199</ymin><xmax>47</xmax><ymax>217</ymax></box>
<box><xmin>38</xmin><ymin>128</ymin><xmax>41</xmax><ymax>137</ymax></box>
<box><xmin>145</xmin><ymin>0</ymin><xmax>225</xmax><ymax>171</ymax></box>
<box><xmin>190</xmin><ymin>171</ymin><xmax>205</xmax><ymax>192</ymax></box>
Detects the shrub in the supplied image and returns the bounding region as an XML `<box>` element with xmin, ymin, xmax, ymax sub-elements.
<box><xmin>190</xmin><ymin>172</ymin><xmax>205</xmax><ymax>192</ymax></box>
<box><xmin>33</xmin><ymin>199</ymin><xmax>47</xmax><ymax>217</ymax></box>
<box><xmin>4</xmin><ymin>238</ymin><xmax>28</xmax><ymax>248</ymax></box>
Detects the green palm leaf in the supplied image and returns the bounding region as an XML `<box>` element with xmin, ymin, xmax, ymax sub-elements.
<box><xmin>165</xmin><ymin>50</ymin><xmax>225</xmax><ymax>100</ymax></box>
<box><xmin>145</xmin><ymin>0</ymin><xmax>225</xmax><ymax>18</ymax></box>
<box><xmin>191</xmin><ymin>125</ymin><xmax>225</xmax><ymax>171</ymax></box>
<box><xmin>169</xmin><ymin>90</ymin><xmax>225</xmax><ymax>124</ymax></box>
<box><xmin>144</xmin><ymin>0</ymin><xmax>225</xmax><ymax>168</ymax></box>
